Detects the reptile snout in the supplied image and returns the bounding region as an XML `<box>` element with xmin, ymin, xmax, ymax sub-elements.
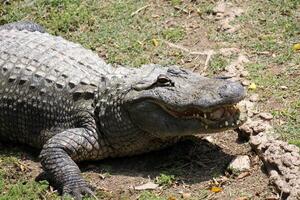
<box><xmin>218</xmin><ymin>81</ymin><xmax>245</xmax><ymax>101</ymax></box>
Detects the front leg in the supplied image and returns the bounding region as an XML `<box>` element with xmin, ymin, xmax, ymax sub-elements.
<box><xmin>39</xmin><ymin>128</ymin><xmax>100</xmax><ymax>200</ymax></box>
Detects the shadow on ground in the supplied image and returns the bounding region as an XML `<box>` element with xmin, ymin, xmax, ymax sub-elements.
<box><xmin>0</xmin><ymin>136</ymin><xmax>234</xmax><ymax>184</ymax></box>
<box><xmin>80</xmin><ymin>136</ymin><xmax>234</xmax><ymax>184</ymax></box>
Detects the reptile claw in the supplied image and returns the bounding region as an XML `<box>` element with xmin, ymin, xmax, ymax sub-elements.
<box><xmin>63</xmin><ymin>184</ymin><xmax>98</xmax><ymax>200</ymax></box>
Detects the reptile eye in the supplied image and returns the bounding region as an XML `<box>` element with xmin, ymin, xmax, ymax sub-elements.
<box><xmin>156</xmin><ymin>74</ymin><xmax>174</xmax><ymax>87</ymax></box>
<box><xmin>157</xmin><ymin>75</ymin><xmax>170</xmax><ymax>84</ymax></box>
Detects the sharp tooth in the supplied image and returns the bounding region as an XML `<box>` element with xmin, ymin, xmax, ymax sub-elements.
<box><xmin>204</xmin><ymin>113</ymin><xmax>207</xmax><ymax>119</ymax></box>
<box><xmin>205</xmin><ymin>125</ymin><xmax>208</xmax><ymax>129</ymax></box>
<box><xmin>220</xmin><ymin>125</ymin><xmax>223</xmax><ymax>128</ymax></box>
<box><xmin>225</xmin><ymin>121</ymin><xmax>229</xmax><ymax>126</ymax></box>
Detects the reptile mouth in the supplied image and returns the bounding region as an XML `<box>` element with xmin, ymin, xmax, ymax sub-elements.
<box><xmin>161</xmin><ymin>101</ymin><xmax>247</xmax><ymax>130</ymax></box>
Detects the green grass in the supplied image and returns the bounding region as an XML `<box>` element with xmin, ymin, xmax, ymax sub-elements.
<box><xmin>170</xmin><ymin>0</ymin><xmax>182</xmax><ymax>6</ymax></box>
<box><xmin>206</xmin><ymin>0</ymin><xmax>300</xmax><ymax>143</ymax></box>
<box><xmin>155</xmin><ymin>173</ymin><xmax>175</xmax><ymax>187</ymax></box>
<box><xmin>244</xmin><ymin>0</ymin><xmax>300</xmax><ymax>143</ymax></box>
<box><xmin>209</xmin><ymin>54</ymin><xmax>229</xmax><ymax>75</ymax></box>
<box><xmin>0</xmin><ymin>150</ymin><xmax>59</xmax><ymax>199</ymax></box>
<box><xmin>138</xmin><ymin>191</ymin><xmax>166</xmax><ymax>200</ymax></box>
<box><xmin>162</xmin><ymin>26</ymin><xmax>186</xmax><ymax>42</ymax></box>
<box><xmin>196</xmin><ymin>1</ymin><xmax>215</xmax><ymax>16</ymax></box>
<box><xmin>289</xmin><ymin>140</ymin><xmax>300</xmax><ymax>148</ymax></box>
<box><xmin>0</xmin><ymin>180</ymin><xmax>55</xmax><ymax>200</ymax></box>
<box><xmin>0</xmin><ymin>0</ymin><xmax>191</xmax><ymax>67</ymax></box>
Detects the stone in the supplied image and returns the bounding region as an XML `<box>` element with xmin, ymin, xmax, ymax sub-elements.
<box><xmin>238</xmin><ymin>122</ymin><xmax>253</xmax><ymax>141</ymax></box>
<box><xmin>259</xmin><ymin>112</ymin><xmax>273</xmax><ymax>120</ymax></box>
<box><xmin>249</xmin><ymin>94</ymin><xmax>259</xmax><ymax>102</ymax></box>
<box><xmin>241</xmin><ymin>80</ymin><xmax>250</xmax><ymax>86</ymax></box>
<box><xmin>252</xmin><ymin>123</ymin><xmax>267</xmax><ymax>134</ymax></box>
<box><xmin>182</xmin><ymin>193</ymin><xmax>192</xmax><ymax>199</ymax></box>
<box><xmin>204</xmin><ymin>136</ymin><xmax>215</xmax><ymax>144</ymax></box>
<box><xmin>228</xmin><ymin>155</ymin><xmax>251</xmax><ymax>174</ymax></box>
<box><xmin>279</xmin><ymin>86</ymin><xmax>288</xmax><ymax>90</ymax></box>
<box><xmin>240</xmin><ymin>70</ymin><xmax>249</xmax><ymax>77</ymax></box>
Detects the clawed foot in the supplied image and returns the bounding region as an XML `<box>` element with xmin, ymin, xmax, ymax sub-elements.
<box><xmin>63</xmin><ymin>183</ymin><xmax>98</xmax><ymax>200</ymax></box>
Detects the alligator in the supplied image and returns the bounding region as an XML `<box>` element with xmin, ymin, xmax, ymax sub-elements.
<box><xmin>0</xmin><ymin>21</ymin><xmax>246</xmax><ymax>199</ymax></box>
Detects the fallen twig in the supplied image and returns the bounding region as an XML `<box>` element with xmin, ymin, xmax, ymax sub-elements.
<box><xmin>163</xmin><ymin>40</ymin><xmax>215</xmax><ymax>71</ymax></box>
<box><xmin>131</xmin><ymin>5</ymin><xmax>150</xmax><ymax>17</ymax></box>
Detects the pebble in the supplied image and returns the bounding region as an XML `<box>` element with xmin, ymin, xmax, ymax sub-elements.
<box><xmin>240</xmin><ymin>70</ymin><xmax>249</xmax><ymax>77</ymax></box>
<box><xmin>280</xmin><ymin>86</ymin><xmax>288</xmax><ymax>90</ymax></box>
<box><xmin>259</xmin><ymin>112</ymin><xmax>273</xmax><ymax>120</ymax></box>
<box><xmin>249</xmin><ymin>94</ymin><xmax>259</xmax><ymax>102</ymax></box>
<box><xmin>182</xmin><ymin>193</ymin><xmax>192</xmax><ymax>199</ymax></box>
<box><xmin>253</xmin><ymin>123</ymin><xmax>267</xmax><ymax>134</ymax></box>
<box><xmin>228</xmin><ymin>155</ymin><xmax>251</xmax><ymax>174</ymax></box>
<box><xmin>204</xmin><ymin>136</ymin><xmax>215</xmax><ymax>144</ymax></box>
<box><xmin>242</xmin><ymin>80</ymin><xmax>250</xmax><ymax>86</ymax></box>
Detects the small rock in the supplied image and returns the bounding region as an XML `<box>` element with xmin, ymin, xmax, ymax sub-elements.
<box><xmin>280</xmin><ymin>86</ymin><xmax>288</xmax><ymax>90</ymax></box>
<box><xmin>238</xmin><ymin>123</ymin><xmax>253</xmax><ymax>141</ymax></box>
<box><xmin>281</xmin><ymin>153</ymin><xmax>294</xmax><ymax>167</ymax></box>
<box><xmin>249</xmin><ymin>94</ymin><xmax>259</xmax><ymax>102</ymax></box>
<box><xmin>244</xmin><ymin>100</ymin><xmax>255</xmax><ymax>110</ymax></box>
<box><xmin>259</xmin><ymin>112</ymin><xmax>273</xmax><ymax>120</ymax></box>
<box><xmin>253</xmin><ymin>123</ymin><xmax>267</xmax><ymax>134</ymax></box>
<box><xmin>222</xmin><ymin>72</ymin><xmax>237</xmax><ymax>78</ymax></box>
<box><xmin>241</xmin><ymin>80</ymin><xmax>250</xmax><ymax>86</ymax></box>
<box><xmin>240</xmin><ymin>70</ymin><xmax>249</xmax><ymax>77</ymax></box>
<box><xmin>283</xmin><ymin>144</ymin><xmax>299</xmax><ymax>153</ymax></box>
<box><xmin>182</xmin><ymin>193</ymin><xmax>191</xmax><ymax>199</ymax></box>
<box><xmin>275</xmin><ymin>179</ymin><xmax>290</xmax><ymax>194</ymax></box>
<box><xmin>226</xmin><ymin>25</ymin><xmax>240</xmax><ymax>33</ymax></box>
<box><xmin>213</xmin><ymin>2</ymin><xmax>227</xmax><ymax>13</ymax></box>
<box><xmin>225</xmin><ymin>64</ymin><xmax>237</xmax><ymax>73</ymax></box>
<box><xmin>252</xmin><ymin>109</ymin><xmax>260</xmax><ymax>115</ymax></box>
<box><xmin>228</xmin><ymin>155</ymin><xmax>251</xmax><ymax>174</ymax></box>
<box><xmin>265</xmin><ymin>197</ymin><xmax>279</xmax><ymax>200</ymax></box>
<box><xmin>237</xmin><ymin>54</ymin><xmax>250</xmax><ymax>64</ymax></box>
<box><xmin>204</xmin><ymin>136</ymin><xmax>215</xmax><ymax>144</ymax></box>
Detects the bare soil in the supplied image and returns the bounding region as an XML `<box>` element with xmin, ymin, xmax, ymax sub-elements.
<box><xmin>0</xmin><ymin>130</ymin><xmax>276</xmax><ymax>199</ymax></box>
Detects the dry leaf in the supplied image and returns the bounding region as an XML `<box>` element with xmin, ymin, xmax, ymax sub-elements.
<box><xmin>292</xmin><ymin>43</ymin><xmax>300</xmax><ymax>51</ymax></box>
<box><xmin>210</xmin><ymin>186</ymin><xmax>222</xmax><ymax>193</ymax></box>
<box><xmin>152</xmin><ymin>38</ymin><xmax>159</xmax><ymax>47</ymax></box>
<box><xmin>168</xmin><ymin>196</ymin><xmax>177</xmax><ymax>200</ymax></box>
<box><xmin>248</xmin><ymin>83</ymin><xmax>256</xmax><ymax>90</ymax></box>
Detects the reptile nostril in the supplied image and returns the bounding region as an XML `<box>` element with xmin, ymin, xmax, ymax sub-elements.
<box><xmin>219</xmin><ymin>82</ymin><xmax>245</xmax><ymax>99</ymax></box>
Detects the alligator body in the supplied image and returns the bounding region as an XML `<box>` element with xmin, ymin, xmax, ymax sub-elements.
<box><xmin>0</xmin><ymin>21</ymin><xmax>246</xmax><ymax>199</ymax></box>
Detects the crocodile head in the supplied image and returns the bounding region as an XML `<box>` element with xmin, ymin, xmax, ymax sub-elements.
<box><xmin>124</xmin><ymin>65</ymin><xmax>247</xmax><ymax>137</ymax></box>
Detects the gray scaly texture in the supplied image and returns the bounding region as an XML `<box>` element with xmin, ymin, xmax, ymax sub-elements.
<box><xmin>0</xmin><ymin>21</ymin><xmax>246</xmax><ymax>199</ymax></box>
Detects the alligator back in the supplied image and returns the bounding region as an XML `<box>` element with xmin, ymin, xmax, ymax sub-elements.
<box><xmin>0</xmin><ymin>29</ymin><xmax>111</xmax><ymax>147</ymax></box>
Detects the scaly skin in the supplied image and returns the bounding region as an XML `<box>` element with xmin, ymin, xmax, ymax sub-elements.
<box><xmin>0</xmin><ymin>22</ymin><xmax>246</xmax><ymax>199</ymax></box>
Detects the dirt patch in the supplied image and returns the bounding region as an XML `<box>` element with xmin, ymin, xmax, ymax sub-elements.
<box><xmin>0</xmin><ymin>132</ymin><xmax>276</xmax><ymax>200</ymax></box>
<box><xmin>211</xmin><ymin>1</ymin><xmax>244</xmax><ymax>33</ymax></box>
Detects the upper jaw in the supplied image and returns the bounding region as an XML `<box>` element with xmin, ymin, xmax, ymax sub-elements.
<box><xmin>158</xmin><ymin>100</ymin><xmax>247</xmax><ymax>131</ymax></box>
